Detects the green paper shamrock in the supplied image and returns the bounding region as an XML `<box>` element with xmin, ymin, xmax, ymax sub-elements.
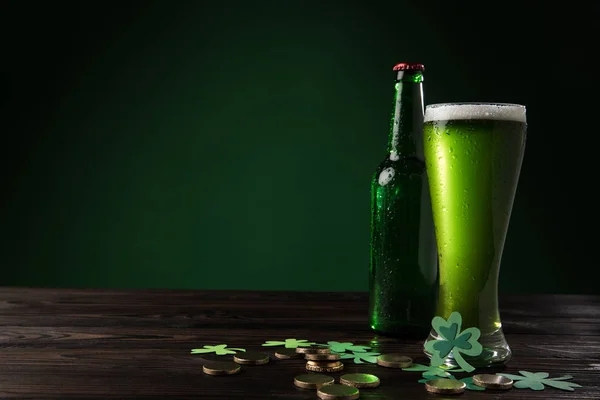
<box><xmin>424</xmin><ymin>311</ymin><xmax>482</xmax><ymax>372</ymax></box>
<box><xmin>339</xmin><ymin>351</ymin><xmax>381</xmax><ymax>364</ymax></box>
<box><xmin>418</xmin><ymin>375</ymin><xmax>485</xmax><ymax>391</ymax></box>
<box><xmin>261</xmin><ymin>338</ymin><xmax>316</xmax><ymax>348</ymax></box>
<box><xmin>497</xmin><ymin>371</ymin><xmax>582</xmax><ymax>391</ymax></box>
<box><xmin>190</xmin><ymin>344</ymin><xmax>245</xmax><ymax>355</ymax></box>
<box><xmin>402</xmin><ymin>363</ymin><xmax>465</xmax><ymax>377</ymax></box>
<box><xmin>325</xmin><ymin>341</ymin><xmax>371</xmax><ymax>353</ymax></box>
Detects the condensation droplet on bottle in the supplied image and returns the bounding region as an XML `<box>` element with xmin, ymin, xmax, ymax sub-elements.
<box><xmin>378</xmin><ymin>167</ymin><xmax>395</xmax><ymax>186</ymax></box>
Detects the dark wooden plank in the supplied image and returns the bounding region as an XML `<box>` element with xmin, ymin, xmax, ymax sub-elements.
<box><xmin>1</xmin><ymin>314</ymin><xmax>599</xmax><ymax>336</ymax></box>
<box><xmin>2</xmin><ymin>289</ymin><xmax>598</xmax><ymax>336</ymax></box>
<box><xmin>1</xmin><ymin>326</ymin><xmax>600</xmax><ymax>360</ymax></box>
<box><xmin>0</xmin><ymin>288</ymin><xmax>598</xmax><ymax>399</ymax></box>
<box><xmin>0</xmin><ymin>348</ymin><xmax>598</xmax><ymax>399</ymax></box>
<box><xmin>500</xmin><ymin>295</ymin><xmax>600</xmax><ymax>318</ymax></box>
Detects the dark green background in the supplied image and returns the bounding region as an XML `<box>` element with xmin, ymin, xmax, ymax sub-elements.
<box><xmin>1</xmin><ymin>1</ymin><xmax>595</xmax><ymax>293</ymax></box>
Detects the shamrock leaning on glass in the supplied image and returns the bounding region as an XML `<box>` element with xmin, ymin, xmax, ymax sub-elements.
<box><xmin>424</xmin><ymin>312</ymin><xmax>482</xmax><ymax>372</ymax></box>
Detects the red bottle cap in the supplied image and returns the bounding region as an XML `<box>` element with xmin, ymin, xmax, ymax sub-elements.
<box><xmin>393</xmin><ymin>62</ymin><xmax>425</xmax><ymax>71</ymax></box>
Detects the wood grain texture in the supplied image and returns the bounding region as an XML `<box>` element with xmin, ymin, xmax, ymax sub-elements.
<box><xmin>0</xmin><ymin>288</ymin><xmax>598</xmax><ymax>399</ymax></box>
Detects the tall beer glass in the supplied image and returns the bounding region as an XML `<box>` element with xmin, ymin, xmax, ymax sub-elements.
<box><xmin>422</xmin><ymin>103</ymin><xmax>526</xmax><ymax>367</ymax></box>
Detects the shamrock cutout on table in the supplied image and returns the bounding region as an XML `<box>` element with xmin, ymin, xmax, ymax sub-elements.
<box><xmin>418</xmin><ymin>375</ymin><xmax>485</xmax><ymax>391</ymax></box>
<box><xmin>325</xmin><ymin>341</ymin><xmax>371</xmax><ymax>353</ymax></box>
<box><xmin>261</xmin><ymin>338</ymin><xmax>316</xmax><ymax>348</ymax></box>
<box><xmin>402</xmin><ymin>363</ymin><xmax>465</xmax><ymax>378</ymax></box>
<box><xmin>497</xmin><ymin>371</ymin><xmax>582</xmax><ymax>391</ymax></box>
<box><xmin>339</xmin><ymin>351</ymin><xmax>381</xmax><ymax>364</ymax></box>
<box><xmin>190</xmin><ymin>344</ymin><xmax>245</xmax><ymax>355</ymax></box>
<box><xmin>424</xmin><ymin>311</ymin><xmax>482</xmax><ymax>372</ymax></box>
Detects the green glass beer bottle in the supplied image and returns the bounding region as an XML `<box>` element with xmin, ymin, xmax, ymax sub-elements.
<box><xmin>368</xmin><ymin>62</ymin><xmax>438</xmax><ymax>338</ymax></box>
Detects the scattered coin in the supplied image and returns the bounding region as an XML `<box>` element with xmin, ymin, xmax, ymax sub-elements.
<box><xmin>340</xmin><ymin>373</ymin><xmax>380</xmax><ymax>388</ymax></box>
<box><xmin>472</xmin><ymin>374</ymin><xmax>514</xmax><ymax>390</ymax></box>
<box><xmin>305</xmin><ymin>353</ymin><xmax>341</xmax><ymax>361</ymax></box>
<box><xmin>202</xmin><ymin>361</ymin><xmax>241</xmax><ymax>376</ymax></box>
<box><xmin>274</xmin><ymin>348</ymin><xmax>305</xmax><ymax>359</ymax></box>
<box><xmin>296</xmin><ymin>345</ymin><xmax>331</xmax><ymax>354</ymax></box>
<box><xmin>293</xmin><ymin>373</ymin><xmax>335</xmax><ymax>389</ymax></box>
<box><xmin>306</xmin><ymin>360</ymin><xmax>344</xmax><ymax>373</ymax></box>
<box><xmin>424</xmin><ymin>378</ymin><xmax>466</xmax><ymax>395</ymax></box>
<box><xmin>233</xmin><ymin>351</ymin><xmax>270</xmax><ymax>365</ymax></box>
<box><xmin>317</xmin><ymin>384</ymin><xmax>359</xmax><ymax>400</ymax></box>
<box><xmin>376</xmin><ymin>354</ymin><xmax>413</xmax><ymax>368</ymax></box>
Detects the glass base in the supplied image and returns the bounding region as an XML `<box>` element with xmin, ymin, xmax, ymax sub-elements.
<box><xmin>423</xmin><ymin>327</ymin><xmax>511</xmax><ymax>368</ymax></box>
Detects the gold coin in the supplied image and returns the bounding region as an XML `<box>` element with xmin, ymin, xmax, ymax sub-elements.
<box><xmin>305</xmin><ymin>353</ymin><xmax>341</xmax><ymax>361</ymax></box>
<box><xmin>472</xmin><ymin>374</ymin><xmax>513</xmax><ymax>390</ymax></box>
<box><xmin>293</xmin><ymin>374</ymin><xmax>335</xmax><ymax>389</ymax></box>
<box><xmin>424</xmin><ymin>378</ymin><xmax>466</xmax><ymax>394</ymax></box>
<box><xmin>306</xmin><ymin>360</ymin><xmax>344</xmax><ymax>373</ymax></box>
<box><xmin>296</xmin><ymin>345</ymin><xmax>331</xmax><ymax>354</ymax></box>
<box><xmin>317</xmin><ymin>384</ymin><xmax>359</xmax><ymax>400</ymax></box>
<box><xmin>340</xmin><ymin>373</ymin><xmax>380</xmax><ymax>388</ymax></box>
<box><xmin>274</xmin><ymin>348</ymin><xmax>305</xmax><ymax>359</ymax></box>
<box><xmin>307</xmin><ymin>361</ymin><xmax>343</xmax><ymax>368</ymax></box>
<box><xmin>202</xmin><ymin>361</ymin><xmax>241</xmax><ymax>376</ymax></box>
<box><xmin>233</xmin><ymin>351</ymin><xmax>270</xmax><ymax>365</ymax></box>
<box><xmin>376</xmin><ymin>354</ymin><xmax>413</xmax><ymax>368</ymax></box>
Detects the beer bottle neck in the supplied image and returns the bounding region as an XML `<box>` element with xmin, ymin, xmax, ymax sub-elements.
<box><xmin>387</xmin><ymin>70</ymin><xmax>425</xmax><ymax>161</ymax></box>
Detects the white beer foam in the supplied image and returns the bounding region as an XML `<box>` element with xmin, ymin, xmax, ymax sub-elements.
<box><xmin>424</xmin><ymin>103</ymin><xmax>526</xmax><ymax>123</ymax></box>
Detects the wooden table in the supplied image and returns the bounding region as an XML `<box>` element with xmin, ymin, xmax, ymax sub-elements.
<box><xmin>0</xmin><ymin>288</ymin><xmax>598</xmax><ymax>399</ymax></box>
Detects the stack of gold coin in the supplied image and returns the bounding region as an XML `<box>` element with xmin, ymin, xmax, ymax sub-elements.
<box><xmin>295</xmin><ymin>346</ymin><xmax>345</xmax><ymax>372</ymax></box>
<box><xmin>306</xmin><ymin>360</ymin><xmax>344</xmax><ymax>373</ymax></box>
<box><xmin>295</xmin><ymin>345</ymin><xmax>331</xmax><ymax>355</ymax></box>
<box><xmin>274</xmin><ymin>348</ymin><xmax>304</xmax><ymax>359</ymax></box>
<box><xmin>304</xmin><ymin>353</ymin><xmax>341</xmax><ymax>361</ymax></box>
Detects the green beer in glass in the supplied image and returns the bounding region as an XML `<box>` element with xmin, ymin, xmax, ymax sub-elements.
<box><xmin>422</xmin><ymin>103</ymin><xmax>526</xmax><ymax>367</ymax></box>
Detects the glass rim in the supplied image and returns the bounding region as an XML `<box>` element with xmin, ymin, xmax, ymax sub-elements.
<box><xmin>426</xmin><ymin>102</ymin><xmax>525</xmax><ymax>109</ymax></box>
<box><xmin>424</xmin><ymin>102</ymin><xmax>526</xmax><ymax>122</ymax></box>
